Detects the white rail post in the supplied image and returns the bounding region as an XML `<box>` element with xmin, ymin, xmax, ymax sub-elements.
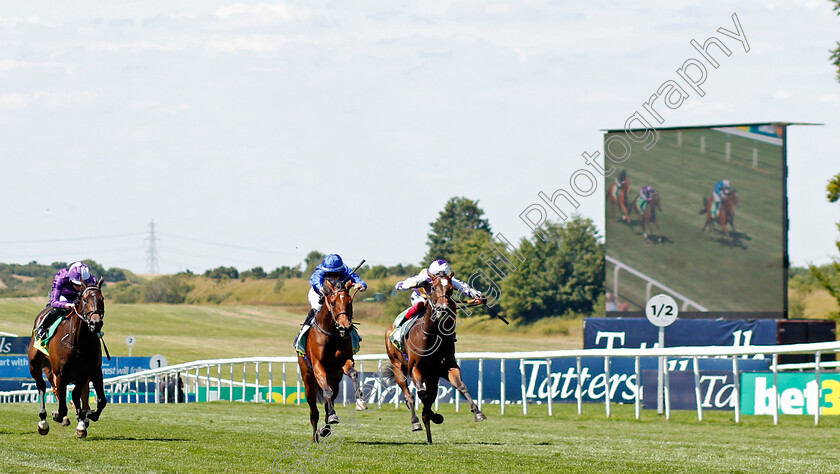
<box><xmin>576</xmin><ymin>357</ymin><xmax>583</xmax><ymax>415</ymax></box>
<box><xmin>342</xmin><ymin>375</ymin><xmax>347</xmax><ymax>407</ymax></box>
<box><xmin>692</xmin><ymin>357</ymin><xmax>703</xmax><ymax>422</ymax></box>
<box><xmin>229</xmin><ymin>363</ymin><xmax>234</xmax><ymax>402</ymax></box>
<box><xmin>478</xmin><ymin>358</ymin><xmax>484</xmax><ymax>412</ymax></box>
<box><xmin>604</xmin><ymin>356</ymin><xmax>610</xmax><ymax>418</ymax></box>
<box><xmin>546</xmin><ymin>358</ymin><xmax>553</xmax><ymax>417</ymax></box>
<box><xmin>815</xmin><ymin>351</ymin><xmax>822</xmax><ymax>426</ymax></box>
<box><xmin>634</xmin><ymin>356</ymin><xmax>641</xmax><ymax>420</ymax></box>
<box><xmin>282</xmin><ymin>363</ymin><xmax>287</xmax><ymax>404</ymax></box>
<box><xmin>296</xmin><ymin>364</ymin><xmax>301</xmax><ymax>405</ymax></box>
<box><xmin>217</xmin><ymin>364</ymin><xmax>222</xmax><ymax>401</ymax></box>
<box><xmin>268</xmin><ymin>362</ymin><xmax>273</xmax><ymax>404</ymax></box>
<box><xmin>663</xmin><ymin>358</ymin><xmax>671</xmax><ymax>420</ymax></box>
<box><xmin>256</xmin><ymin>362</ymin><xmax>261</xmax><ymax>402</ymax></box>
<box><xmin>377</xmin><ymin>360</ymin><xmax>383</xmax><ymax>409</ymax></box>
<box><xmin>732</xmin><ymin>356</ymin><xmax>740</xmax><ymax>423</ymax></box>
<box><xmin>500</xmin><ymin>358</ymin><xmax>506</xmax><ymax>415</ymax></box>
<box><xmin>771</xmin><ymin>354</ymin><xmax>779</xmax><ymax>425</ymax></box>
<box><xmin>455</xmin><ymin>358</ymin><xmax>461</xmax><ymax>412</ymax></box>
<box><xmin>520</xmin><ymin>359</ymin><xmax>528</xmax><ymax>415</ymax></box>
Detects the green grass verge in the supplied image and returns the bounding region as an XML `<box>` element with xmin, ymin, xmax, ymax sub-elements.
<box><xmin>1</xmin><ymin>402</ymin><xmax>839</xmax><ymax>473</ymax></box>
<box><xmin>0</xmin><ymin>298</ymin><xmax>580</xmax><ymax>365</ymax></box>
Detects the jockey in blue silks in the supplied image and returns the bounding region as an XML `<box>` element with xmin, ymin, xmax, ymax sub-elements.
<box><xmin>712</xmin><ymin>179</ymin><xmax>731</xmax><ymax>218</ymax></box>
<box><xmin>36</xmin><ymin>262</ymin><xmax>98</xmax><ymax>340</ymax></box>
<box><xmin>294</xmin><ymin>254</ymin><xmax>366</xmax><ymax>351</ymax></box>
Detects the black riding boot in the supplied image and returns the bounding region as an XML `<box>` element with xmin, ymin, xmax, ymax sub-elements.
<box><xmin>303</xmin><ymin>308</ymin><xmax>316</xmax><ymax>326</ymax></box>
<box><xmin>36</xmin><ymin>307</ymin><xmax>67</xmax><ymax>340</ymax></box>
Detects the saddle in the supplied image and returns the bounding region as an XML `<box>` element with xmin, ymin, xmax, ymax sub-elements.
<box><xmin>32</xmin><ymin>311</ymin><xmax>69</xmax><ymax>356</ymax></box>
<box><xmin>389</xmin><ymin>317</ymin><xmax>420</xmax><ymax>353</ymax></box>
<box><xmin>295</xmin><ymin>324</ymin><xmax>361</xmax><ymax>356</ymax></box>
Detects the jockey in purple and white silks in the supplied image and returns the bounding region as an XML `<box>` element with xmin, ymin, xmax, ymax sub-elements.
<box><xmin>391</xmin><ymin>260</ymin><xmax>484</xmax><ymax>332</ymax></box>
<box><xmin>712</xmin><ymin>179</ymin><xmax>731</xmax><ymax>218</ymax></box>
<box><xmin>36</xmin><ymin>262</ymin><xmax>98</xmax><ymax>340</ymax></box>
<box><xmin>294</xmin><ymin>254</ymin><xmax>366</xmax><ymax>351</ymax></box>
<box><xmin>637</xmin><ymin>185</ymin><xmax>656</xmax><ymax>211</ymax></box>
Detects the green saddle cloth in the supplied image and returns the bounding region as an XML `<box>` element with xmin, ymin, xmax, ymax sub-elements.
<box><xmin>295</xmin><ymin>326</ymin><xmax>361</xmax><ymax>356</ymax></box>
<box><xmin>33</xmin><ymin>314</ymin><xmax>67</xmax><ymax>356</ymax></box>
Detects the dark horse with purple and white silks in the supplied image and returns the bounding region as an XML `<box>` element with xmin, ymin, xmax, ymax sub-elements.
<box><xmin>28</xmin><ymin>278</ymin><xmax>107</xmax><ymax>438</ymax></box>
<box><xmin>298</xmin><ymin>278</ymin><xmax>364</xmax><ymax>443</ymax></box>
<box><xmin>385</xmin><ymin>273</ymin><xmax>486</xmax><ymax>444</ymax></box>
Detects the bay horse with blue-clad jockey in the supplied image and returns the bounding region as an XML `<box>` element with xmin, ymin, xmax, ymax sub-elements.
<box><xmin>298</xmin><ymin>277</ymin><xmax>364</xmax><ymax>442</ymax></box>
<box><xmin>384</xmin><ymin>272</ymin><xmax>486</xmax><ymax>444</ymax></box>
<box><xmin>28</xmin><ymin>278</ymin><xmax>107</xmax><ymax>438</ymax></box>
<box><xmin>700</xmin><ymin>188</ymin><xmax>738</xmax><ymax>238</ymax></box>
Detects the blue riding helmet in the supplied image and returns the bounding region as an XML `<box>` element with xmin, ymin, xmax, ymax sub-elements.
<box><xmin>322</xmin><ymin>254</ymin><xmax>345</xmax><ymax>273</ymax></box>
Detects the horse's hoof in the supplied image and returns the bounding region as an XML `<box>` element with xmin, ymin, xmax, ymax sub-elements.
<box><xmin>431</xmin><ymin>413</ymin><xmax>444</xmax><ymax>424</ymax></box>
<box><xmin>319</xmin><ymin>425</ymin><xmax>332</xmax><ymax>439</ymax></box>
<box><xmin>475</xmin><ymin>412</ymin><xmax>487</xmax><ymax>422</ymax></box>
<box><xmin>355</xmin><ymin>399</ymin><xmax>368</xmax><ymax>411</ymax></box>
<box><xmin>412</xmin><ymin>422</ymin><xmax>422</xmax><ymax>431</ymax></box>
<box><xmin>37</xmin><ymin>422</ymin><xmax>49</xmax><ymax>436</ymax></box>
<box><xmin>87</xmin><ymin>412</ymin><xmax>100</xmax><ymax>422</ymax></box>
<box><xmin>61</xmin><ymin>417</ymin><xmax>71</xmax><ymax>427</ymax></box>
<box><xmin>327</xmin><ymin>414</ymin><xmax>340</xmax><ymax>425</ymax></box>
<box><xmin>76</xmin><ymin>428</ymin><xmax>87</xmax><ymax>439</ymax></box>
<box><xmin>52</xmin><ymin>412</ymin><xmax>62</xmax><ymax>423</ymax></box>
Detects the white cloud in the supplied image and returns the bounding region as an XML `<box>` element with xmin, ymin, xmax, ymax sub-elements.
<box><xmin>0</xmin><ymin>60</ymin><xmax>74</xmax><ymax>73</ymax></box>
<box><xmin>773</xmin><ymin>90</ymin><xmax>792</xmax><ymax>100</ymax></box>
<box><xmin>819</xmin><ymin>94</ymin><xmax>840</xmax><ymax>103</ymax></box>
<box><xmin>0</xmin><ymin>16</ymin><xmax>52</xmax><ymax>28</ymax></box>
<box><xmin>213</xmin><ymin>3</ymin><xmax>309</xmax><ymax>26</ymax></box>
<box><xmin>0</xmin><ymin>91</ymin><xmax>95</xmax><ymax>109</ymax></box>
<box><xmin>89</xmin><ymin>41</ymin><xmax>183</xmax><ymax>52</ymax></box>
<box><xmin>210</xmin><ymin>34</ymin><xmax>310</xmax><ymax>54</ymax></box>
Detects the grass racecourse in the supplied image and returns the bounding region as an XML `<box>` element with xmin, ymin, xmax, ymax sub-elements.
<box><xmin>3</xmin><ymin>298</ymin><xmax>840</xmax><ymax>472</ymax></box>
<box><xmin>2</xmin><ymin>402</ymin><xmax>840</xmax><ymax>473</ymax></box>
<box><xmin>606</xmin><ymin>128</ymin><xmax>785</xmax><ymax>312</ymax></box>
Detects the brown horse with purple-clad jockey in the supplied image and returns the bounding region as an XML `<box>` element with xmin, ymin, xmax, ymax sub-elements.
<box><xmin>298</xmin><ymin>277</ymin><xmax>364</xmax><ymax>442</ymax></box>
<box><xmin>28</xmin><ymin>278</ymin><xmax>106</xmax><ymax>438</ymax></box>
<box><xmin>632</xmin><ymin>191</ymin><xmax>661</xmax><ymax>237</ymax></box>
<box><xmin>385</xmin><ymin>272</ymin><xmax>486</xmax><ymax>444</ymax></box>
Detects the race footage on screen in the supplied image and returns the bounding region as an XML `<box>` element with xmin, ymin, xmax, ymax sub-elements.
<box><xmin>605</xmin><ymin>124</ymin><xmax>786</xmax><ymax>318</ymax></box>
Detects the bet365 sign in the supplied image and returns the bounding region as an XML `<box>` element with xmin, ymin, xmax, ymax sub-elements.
<box><xmin>741</xmin><ymin>373</ymin><xmax>840</xmax><ymax>415</ymax></box>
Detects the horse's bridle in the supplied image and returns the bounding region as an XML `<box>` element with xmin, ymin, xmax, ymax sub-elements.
<box><xmin>315</xmin><ymin>287</ymin><xmax>352</xmax><ymax>337</ymax></box>
<box><xmin>74</xmin><ymin>286</ymin><xmax>104</xmax><ymax>329</ymax></box>
<box><xmin>427</xmin><ymin>279</ymin><xmax>456</xmax><ymax>323</ymax></box>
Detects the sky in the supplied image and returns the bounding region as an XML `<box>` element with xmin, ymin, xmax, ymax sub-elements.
<box><xmin>0</xmin><ymin>0</ymin><xmax>838</xmax><ymax>275</ymax></box>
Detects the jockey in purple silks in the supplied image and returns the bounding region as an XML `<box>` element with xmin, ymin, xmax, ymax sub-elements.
<box><xmin>36</xmin><ymin>262</ymin><xmax>98</xmax><ymax>340</ymax></box>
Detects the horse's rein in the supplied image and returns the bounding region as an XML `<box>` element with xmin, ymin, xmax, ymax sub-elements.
<box><xmin>320</xmin><ymin>287</ymin><xmax>353</xmax><ymax>333</ymax></box>
<box><xmin>75</xmin><ymin>287</ymin><xmax>104</xmax><ymax>325</ymax></box>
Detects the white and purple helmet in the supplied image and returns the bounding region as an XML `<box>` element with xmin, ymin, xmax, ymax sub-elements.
<box><xmin>68</xmin><ymin>262</ymin><xmax>91</xmax><ymax>285</ymax></box>
<box><xmin>428</xmin><ymin>259</ymin><xmax>452</xmax><ymax>277</ymax></box>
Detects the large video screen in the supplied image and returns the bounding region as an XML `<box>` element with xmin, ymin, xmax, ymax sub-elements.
<box><xmin>604</xmin><ymin>124</ymin><xmax>787</xmax><ymax>319</ymax></box>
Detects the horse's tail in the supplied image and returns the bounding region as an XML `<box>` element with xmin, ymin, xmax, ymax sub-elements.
<box><xmin>378</xmin><ymin>363</ymin><xmax>398</xmax><ymax>387</ymax></box>
<box><xmin>698</xmin><ymin>197</ymin><xmax>709</xmax><ymax>214</ymax></box>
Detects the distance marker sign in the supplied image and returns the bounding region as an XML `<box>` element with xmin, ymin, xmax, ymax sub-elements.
<box><xmin>646</xmin><ymin>294</ymin><xmax>679</xmax><ymax>327</ymax></box>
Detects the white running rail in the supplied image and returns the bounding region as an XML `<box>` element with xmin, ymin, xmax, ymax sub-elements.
<box><xmin>607</xmin><ymin>255</ymin><xmax>708</xmax><ymax>311</ymax></box>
